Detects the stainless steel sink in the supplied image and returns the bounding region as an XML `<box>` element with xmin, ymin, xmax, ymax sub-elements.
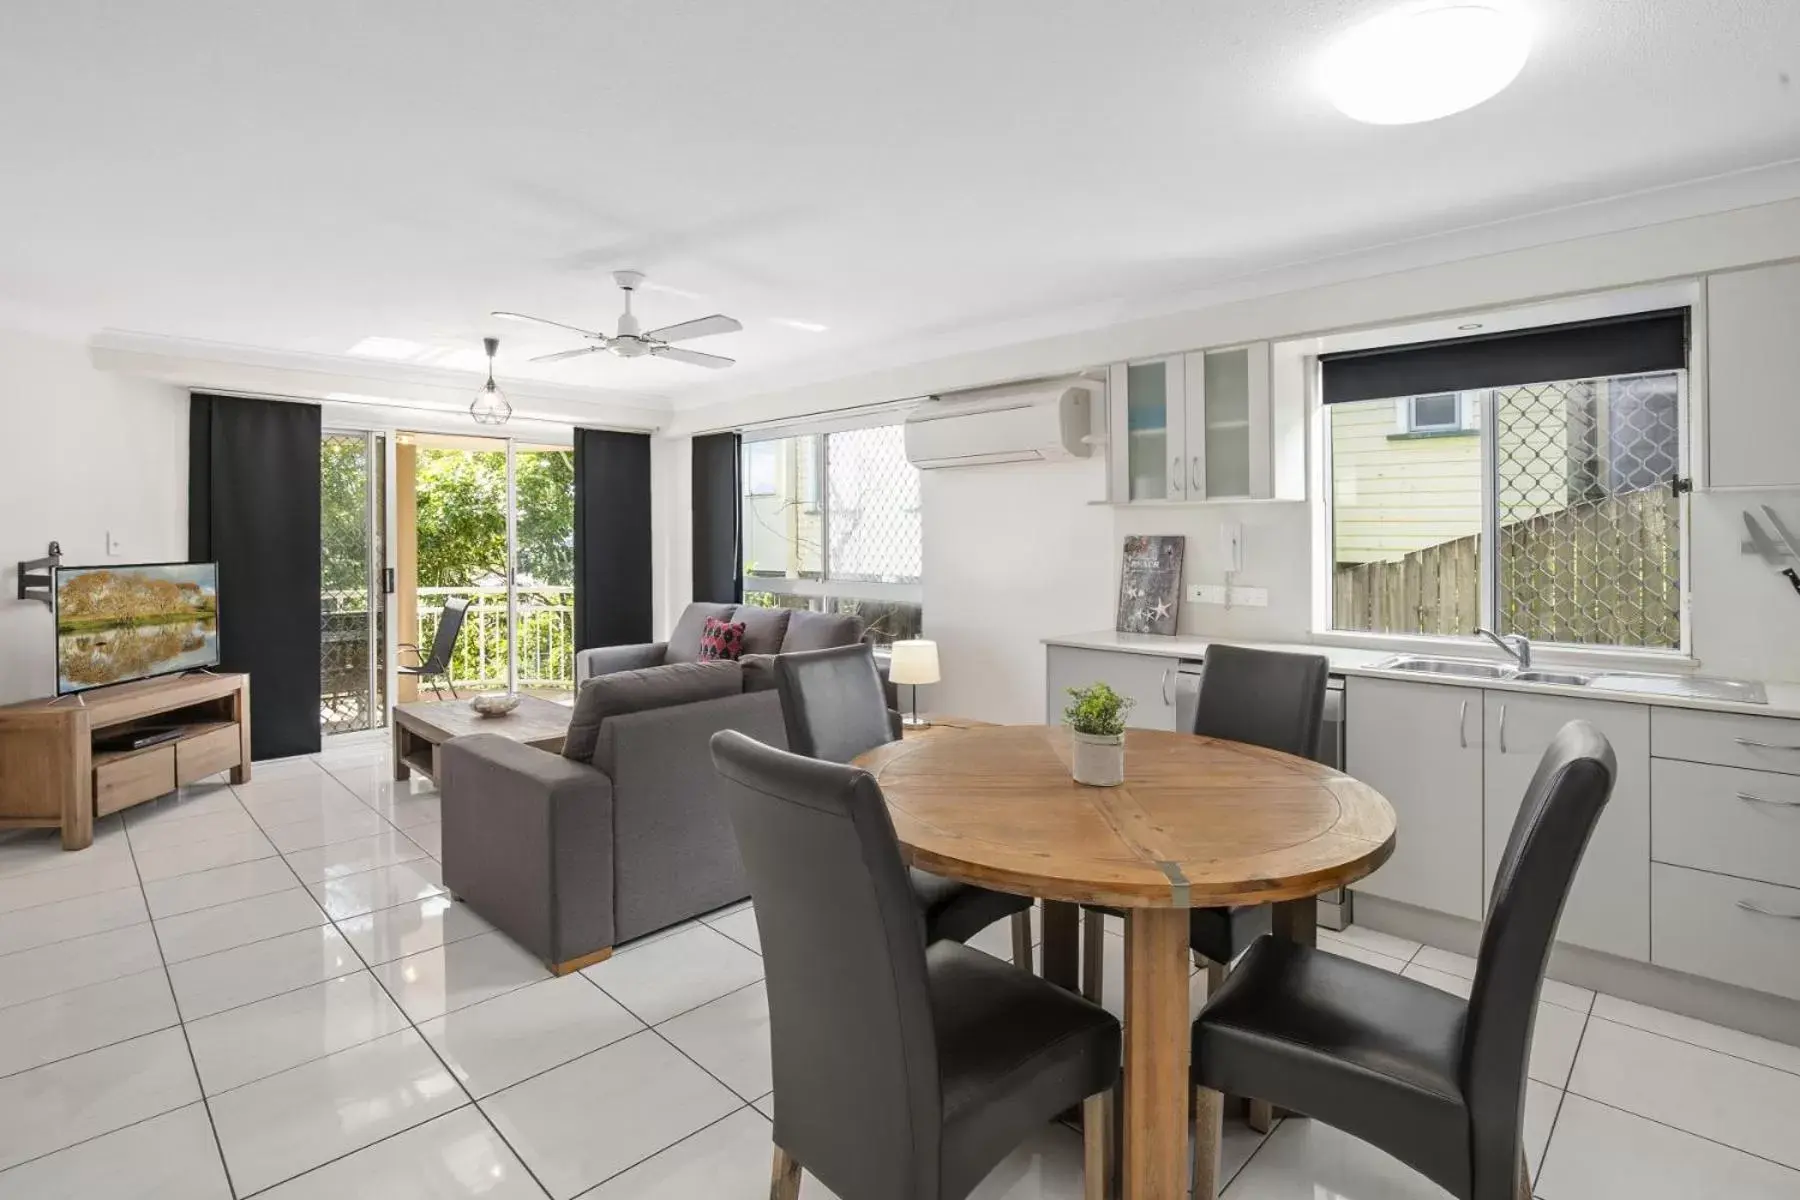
<box><xmin>1508</xmin><ymin>669</ymin><xmax>1595</xmax><ymax>686</ymax></box>
<box><xmin>1588</xmin><ymin>673</ymin><xmax>1769</xmax><ymax>705</ymax></box>
<box><xmin>1370</xmin><ymin>655</ymin><xmax>1516</xmax><ymax>679</ymax></box>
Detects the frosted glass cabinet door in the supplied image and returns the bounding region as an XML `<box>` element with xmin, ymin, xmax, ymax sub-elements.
<box><xmin>1125</xmin><ymin>358</ymin><xmax>1185</xmax><ymax>501</ymax></box>
<box><xmin>1201</xmin><ymin>347</ymin><xmax>1252</xmax><ymax>497</ymax></box>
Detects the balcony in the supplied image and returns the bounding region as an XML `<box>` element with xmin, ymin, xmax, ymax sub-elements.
<box><xmin>417</xmin><ymin>585</ymin><xmax>576</xmax><ymax>695</ymax></box>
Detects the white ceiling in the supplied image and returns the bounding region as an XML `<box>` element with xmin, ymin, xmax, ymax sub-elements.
<box><xmin>3</xmin><ymin>0</ymin><xmax>1798</xmax><ymax>409</ymax></box>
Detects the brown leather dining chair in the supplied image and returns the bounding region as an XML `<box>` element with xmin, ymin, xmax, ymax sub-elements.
<box><xmin>774</xmin><ymin>643</ymin><xmax>1036</xmax><ymax>969</ymax></box>
<box><xmin>1189</xmin><ymin>720</ymin><xmax>1617</xmax><ymax>1200</ymax></box>
<box><xmin>710</xmin><ymin>730</ymin><xmax>1121</xmax><ymax>1200</ymax></box>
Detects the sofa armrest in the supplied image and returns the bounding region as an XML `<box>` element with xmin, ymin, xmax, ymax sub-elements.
<box><xmin>576</xmin><ymin>642</ymin><xmax>669</xmax><ymax>683</ymax></box>
<box><xmin>438</xmin><ymin>733</ymin><xmax>616</xmax><ymax>966</ymax></box>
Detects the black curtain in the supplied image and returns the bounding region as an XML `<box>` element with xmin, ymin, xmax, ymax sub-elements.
<box><xmin>573</xmin><ymin>428</ymin><xmax>653</xmax><ymax>650</ymax></box>
<box><xmin>1320</xmin><ymin>308</ymin><xmax>1689</xmax><ymax>405</ymax></box>
<box><xmin>691</xmin><ymin>432</ymin><xmax>742</xmax><ymax>605</ymax></box>
<box><xmin>189</xmin><ymin>394</ymin><xmax>322</xmax><ymax>760</ymax></box>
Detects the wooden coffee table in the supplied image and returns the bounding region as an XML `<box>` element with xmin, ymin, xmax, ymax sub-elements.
<box><xmin>392</xmin><ymin>696</ymin><xmax>570</xmax><ymax>783</ymax></box>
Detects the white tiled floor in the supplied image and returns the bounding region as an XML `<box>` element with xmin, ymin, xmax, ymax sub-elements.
<box><xmin>0</xmin><ymin>732</ymin><xmax>1798</xmax><ymax>1197</ymax></box>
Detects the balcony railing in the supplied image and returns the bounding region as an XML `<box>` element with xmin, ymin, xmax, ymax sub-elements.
<box><xmin>418</xmin><ymin>585</ymin><xmax>575</xmax><ymax>691</ymax></box>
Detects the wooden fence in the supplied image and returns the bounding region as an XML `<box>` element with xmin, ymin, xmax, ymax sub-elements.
<box><xmin>1333</xmin><ymin>491</ymin><xmax>1679</xmax><ymax>647</ymax></box>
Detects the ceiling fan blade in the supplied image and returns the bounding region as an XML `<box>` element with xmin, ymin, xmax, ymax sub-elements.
<box><xmin>491</xmin><ymin>311</ymin><xmax>603</xmax><ymax>338</ymax></box>
<box><xmin>644</xmin><ymin>314</ymin><xmax>742</xmax><ymax>343</ymax></box>
<box><xmin>529</xmin><ymin>345</ymin><xmax>606</xmax><ymax>364</ymax></box>
<box><xmin>653</xmin><ymin>345</ymin><xmax>735</xmax><ymax>369</ymax></box>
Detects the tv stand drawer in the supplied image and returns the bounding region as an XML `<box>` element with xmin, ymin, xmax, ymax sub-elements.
<box><xmin>95</xmin><ymin>747</ymin><xmax>176</xmax><ymax>816</ymax></box>
<box><xmin>177</xmin><ymin>725</ymin><xmax>242</xmax><ymax>784</ymax></box>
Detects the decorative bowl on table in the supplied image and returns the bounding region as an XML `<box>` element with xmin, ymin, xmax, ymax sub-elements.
<box><xmin>470</xmin><ymin>692</ymin><xmax>523</xmax><ymax>717</ymax></box>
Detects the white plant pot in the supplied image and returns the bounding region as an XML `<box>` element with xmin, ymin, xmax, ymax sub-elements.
<box><xmin>1070</xmin><ymin>730</ymin><xmax>1126</xmax><ymax>787</ymax></box>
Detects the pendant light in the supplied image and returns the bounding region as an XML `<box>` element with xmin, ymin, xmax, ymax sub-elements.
<box><xmin>470</xmin><ymin>336</ymin><xmax>513</xmax><ymax>425</ymax></box>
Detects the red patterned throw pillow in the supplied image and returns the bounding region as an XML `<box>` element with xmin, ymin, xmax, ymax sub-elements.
<box><xmin>699</xmin><ymin>616</ymin><xmax>747</xmax><ymax>661</ymax></box>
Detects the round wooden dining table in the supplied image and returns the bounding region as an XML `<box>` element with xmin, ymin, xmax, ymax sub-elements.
<box><xmin>853</xmin><ymin>721</ymin><xmax>1397</xmax><ymax>1200</ymax></box>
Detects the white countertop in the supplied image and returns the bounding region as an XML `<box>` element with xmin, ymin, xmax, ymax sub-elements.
<box><xmin>1043</xmin><ymin>629</ymin><xmax>1800</xmax><ymax>720</ymax></box>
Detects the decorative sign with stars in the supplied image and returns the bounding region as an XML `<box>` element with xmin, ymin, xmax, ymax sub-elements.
<box><xmin>1115</xmin><ymin>535</ymin><xmax>1185</xmax><ymax>636</ymax></box>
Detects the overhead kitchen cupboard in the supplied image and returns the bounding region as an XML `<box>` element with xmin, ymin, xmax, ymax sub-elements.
<box><xmin>1106</xmin><ymin>343</ymin><xmax>1277</xmax><ymax>503</ymax></box>
<box><xmin>1706</xmin><ymin>260</ymin><xmax>1800</xmax><ymax>489</ymax></box>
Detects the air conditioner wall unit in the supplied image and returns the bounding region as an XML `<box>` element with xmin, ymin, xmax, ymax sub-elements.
<box><xmin>902</xmin><ymin>385</ymin><xmax>1094</xmax><ymax>470</ymax></box>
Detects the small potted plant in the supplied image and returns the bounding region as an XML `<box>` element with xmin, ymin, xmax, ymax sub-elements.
<box><xmin>1063</xmin><ymin>682</ymin><xmax>1133</xmax><ymax>786</ymax></box>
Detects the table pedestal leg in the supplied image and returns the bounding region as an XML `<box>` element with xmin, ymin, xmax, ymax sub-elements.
<box><xmin>1041</xmin><ymin>900</ymin><xmax>1081</xmax><ymax>992</ymax></box>
<box><xmin>1123</xmin><ymin>907</ymin><xmax>1190</xmax><ymax>1199</ymax></box>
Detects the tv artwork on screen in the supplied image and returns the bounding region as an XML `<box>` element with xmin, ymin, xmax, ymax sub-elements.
<box><xmin>54</xmin><ymin>562</ymin><xmax>221</xmax><ymax>695</ymax></box>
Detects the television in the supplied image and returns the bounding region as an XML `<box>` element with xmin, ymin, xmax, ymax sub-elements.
<box><xmin>54</xmin><ymin>562</ymin><xmax>221</xmax><ymax>695</ymax></box>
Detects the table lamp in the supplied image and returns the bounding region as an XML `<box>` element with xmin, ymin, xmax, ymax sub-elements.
<box><xmin>888</xmin><ymin>639</ymin><xmax>940</xmax><ymax>729</ymax></box>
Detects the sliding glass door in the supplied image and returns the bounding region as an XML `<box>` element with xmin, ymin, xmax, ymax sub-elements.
<box><xmin>320</xmin><ymin>431</ymin><xmax>388</xmax><ymax>734</ymax></box>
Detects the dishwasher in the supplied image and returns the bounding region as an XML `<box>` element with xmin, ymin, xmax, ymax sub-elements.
<box><xmin>1174</xmin><ymin>661</ymin><xmax>1351</xmax><ymax>930</ymax></box>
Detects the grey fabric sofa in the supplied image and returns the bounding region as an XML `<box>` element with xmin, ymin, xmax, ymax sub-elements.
<box><xmin>438</xmin><ymin>603</ymin><xmax>864</xmax><ymax>973</ymax></box>
<box><xmin>574</xmin><ymin>601</ymin><xmax>863</xmax><ymax>686</ymax></box>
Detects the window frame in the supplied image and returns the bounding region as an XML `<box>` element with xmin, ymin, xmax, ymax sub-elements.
<box><xmin>1397</xmin><ymin>392</ymin><xmax>1470</xmax><ymax>434</ymax></box>
<box><xmin>1312</xmin><ymin>301</ymin><xmax>1695</xmax><ymax>663</ymax></box>
<box><xmin>739</xmin><ymin>418</ymin><xmax>923</xmax><ymax>607</ymax></box>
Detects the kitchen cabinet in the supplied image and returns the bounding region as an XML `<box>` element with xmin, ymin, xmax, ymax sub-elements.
<box><xmin>1345</xmin><ymin>677</ymin><xmax>1485</xmax><ymax>921</ymax></box>
<box><xmin>1706</xmin><ymin>261</ymin><xmax>1800</xmax><ymax>489</ymax></box>
<box><xmin>1482</xmin><ymin>693</ymin><xmax>1650</xmax><ymax>961</ymax></box>
<box><xmin>1044</xmin><ymin>645</ymin><xmax>1177</xmax><ymax>731</ymax></box>
<box><xmin>1107</xmin><ymin>344</ymin><xmax>1271</xmax><ymax>503</ymax></box>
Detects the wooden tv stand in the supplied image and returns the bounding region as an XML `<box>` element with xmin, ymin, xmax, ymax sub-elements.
<box><xmin>0</xmin><ymin>672</ymin><xmax>251</xmax><ymax>850</ymax></box>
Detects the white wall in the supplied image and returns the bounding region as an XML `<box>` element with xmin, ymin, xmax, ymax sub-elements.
<box><xmin>650</xmin><ymin>434</ymin><xmax>693</xmax><ymax>641</ymax></box>
<box><xmin>0</xmin><ymin>331</ymin><xmax>189</xmax><ymax>702</ymax></box>
<box><xmin>922</xmin><ymin>455</ymin><xmax>1113</xmax><ymax>723</ymax></box>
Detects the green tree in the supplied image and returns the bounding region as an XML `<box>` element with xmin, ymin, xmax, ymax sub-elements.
<box><xmin>413</xmin><ymin>447</ymin><xmax>574</xmax><ymax>588</ymax></box>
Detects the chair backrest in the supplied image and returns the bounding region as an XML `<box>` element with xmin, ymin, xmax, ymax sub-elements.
<box><xmin>422</xmin><ymin>596</ymin><xmax>472</xmax><ymax>673</ymax></box>
<box><xmin>1190</xmin><ymin>644</ymin><xmax>1330</xmax><ymax>759</ymax></box>
<box><xmin>1461</xmin><ymin>721</ymin><xmax>1615</xmax><ymax>1198</ymax></box>
<box><xmin>773</xmin><ymin>643</ymin><xmax>894</xmax><ymax>764</ymax></box>
<box><xmin>710</xmin><ymin>730</ymin><xmax>941</xmax><ymax>1200</ymax></box>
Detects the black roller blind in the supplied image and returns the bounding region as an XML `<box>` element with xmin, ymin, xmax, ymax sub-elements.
<box><xmin>691</xmin><ymin>432</ymin><xmax>742</xmax><ymax>605</ymax></box>
<box><xmin>1320</xmin><ymin>308</ymin><xmax>1689</xmax><ymax>405</ymax></box>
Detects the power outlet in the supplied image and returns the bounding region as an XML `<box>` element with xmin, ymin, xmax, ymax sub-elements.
<box><xmin>105</xmin><ymin>530</ymin><xmax>124</xmax><ymax>556</ymax></box>
<box><xmin>1188</xmin><ymin>584</ymin><xmax>1270</xmax><ymax>607</ymax></box>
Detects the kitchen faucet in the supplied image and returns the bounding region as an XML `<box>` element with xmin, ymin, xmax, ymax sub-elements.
<box><xmin>1475</xmin><ymin>627</ymin><xmax>1532</xmax><ymax>669</ymax></box>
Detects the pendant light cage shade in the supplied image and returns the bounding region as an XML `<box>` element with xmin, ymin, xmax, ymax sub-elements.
<box><xmin>471</xmin><ymin>335</ymin><xmax>513</xmax><ymax>425</ymax></box>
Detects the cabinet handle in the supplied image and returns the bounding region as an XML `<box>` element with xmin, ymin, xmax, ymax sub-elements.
<box><xmin>1458</xmin><ymin>699</ymin><xmax>1469</xmax><ymax>750</ymax></box>
<box><xmin>1171</xmin><ymin>456</ymin><xmax>1184</xmax><ymax>494</ymax></box>
<box><xmin>1737</xmin><ymin>791</ymin><xmax>1800</xmax><ymax>808</ymax></box>
<box><xmin>1736</xmin><ymin>898</ymin><xmax>1800</xmax><ymax>921</ymax></box>
<box><xmin>1161</xmin><ymin>668</ymin><xmax>1172</xmax><ymax>707</ymax></box>
<box><xmin>1191</xmin><ymin>455</ymin><xmax>1202</xmax><ymax>495</ymax></box>
<box><xmin>1735</xmin><ymin>737</ymin><xmax>1800</xmax><ymax>753</ymax></box>
<box><xmin>1498</xmin><ymin>703</ymin><xmax>1508</xmax><ymax>754</ymax></box>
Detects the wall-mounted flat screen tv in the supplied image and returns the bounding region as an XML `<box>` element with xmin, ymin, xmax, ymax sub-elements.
<box><xmin>54</xmin><ymin>562</ymin><xmax>221</xmax><ymax>695</ymax></box>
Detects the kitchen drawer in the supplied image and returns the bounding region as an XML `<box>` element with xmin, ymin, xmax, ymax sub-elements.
<box><xmin>94</xmin><ymin>746</ymin><xmax>176</xmax><ymax>817</ymax></box>
<box><xmin>1651</xmin><ymin>707</ymin><xmax>1800</xmax><ymax>776</ymax></box>
<box><xmin>176</xmin><ymin>725</ymin><xmax>242</xmax><ymax>784</ymax></box>
<box><xmin>1652</xmin><ymin>758</ymin><xmax>1800</xmax><ymax>890</ymax></box>
<box><xmin>1652</xmin><ymin>862</ymin><xmax>1800</xmax><ymax>1002</ymax></box>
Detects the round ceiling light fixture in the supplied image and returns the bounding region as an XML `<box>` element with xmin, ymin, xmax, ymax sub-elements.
<box><xmin>1323</xmin><ymin>4</ymin><xmax>1531</xmax><ymax>125</ymax></box>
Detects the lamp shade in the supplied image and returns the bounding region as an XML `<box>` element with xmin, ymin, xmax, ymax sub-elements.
<box><xmin>888</xmin><ymin>639</ymin><xmax>940</xmax><ymax>686</ymax></box>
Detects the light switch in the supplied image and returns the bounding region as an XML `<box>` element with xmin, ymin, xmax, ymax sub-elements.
<box><xmin>105</xmin><ymin>530</ymin><xmax>124</xmax><ymax>556</ymax></box>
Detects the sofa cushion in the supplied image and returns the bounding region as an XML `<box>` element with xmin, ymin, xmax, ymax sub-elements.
<box><xmin>562</xmin><ymin>659</ymin><xmax>744</xmax><ymax>763</ymax></box>
<box><xmin>740</xmin><ymin>653</ymin><xmax>780</xmax><ymax>692</ymax></box>
<box><xmin>699</xmin><ymin>616</ymin><xmax>746</xmax><ymax>661</ymax></box>
<box><xmin>781</xmin><ymin>608</ymin><xmax>863</xmax><ymax>652</ymax></box>
<box><xmin>735</xmin><ymin>605</ymin><xmax>793</xmax><ymax>655</ymax></box>
<box><xmin>666</xmin><ymin>602</ymin><xmax>738</xmax><ymax>664</ymax></box>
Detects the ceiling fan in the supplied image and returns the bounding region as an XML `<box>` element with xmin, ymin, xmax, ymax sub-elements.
<box><xmin>492</xmin><ymin>270</ymin><xmax>741</xmax><ymax>369</ymax></box>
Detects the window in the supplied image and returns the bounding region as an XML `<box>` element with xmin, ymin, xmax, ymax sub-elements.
<box><xmin>741</xmin><ymin>423</ymin><xmax>922</xmax><ymax>644</ymax></box>
<box><xmin>1325</xmin><ymin>310</ymin><xmax>1687</xmax><ymax>652</ymax></box>
<box><xmin>1403</xmin><ymin>392</ymin><xmax>1465</xmax><ymax>433</ymax></box>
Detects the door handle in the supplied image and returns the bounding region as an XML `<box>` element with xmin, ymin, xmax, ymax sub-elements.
<box><xmin>382</xmin><ymin>567</ymin><xmax>396</xmax><ymax>596</ymax></box>
<box><xmin>1735</xmin><ymin>737</ymin><xmax>1800</xmax><ymax>753</ymax></box>
<box><xmin>1737</xmin><ymin>791</ymin><xmax>1800</xmax><ymax>808</ymax></box>
<box><xmin>1171</xmin><ymin>456</ymin><xmax>1184</xmax><ymax>494</ymax></box>
<box><xmin>1191</xmin><ymin>456</ymin><xmax>1202</xmax><ymax>496</ymax></box>
<box><xmin>1160</xmin><ymin>668</ymin><xmax>1172</xmax><ymax>706</ymax></box>
<box><xmin>1737</xmin><ymin>898</ymin><xmax>1800</xmax><ymax>920</ymax></box>
<box><xmin>1498</xmin><ymin>704</ymin><xmax>1508</xmax><ymax>754</ymax></box>
<box><xmin>1458</xmin><ymin>700</ymin><xmax>1469</xmax><ymax>750</ymax></box>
